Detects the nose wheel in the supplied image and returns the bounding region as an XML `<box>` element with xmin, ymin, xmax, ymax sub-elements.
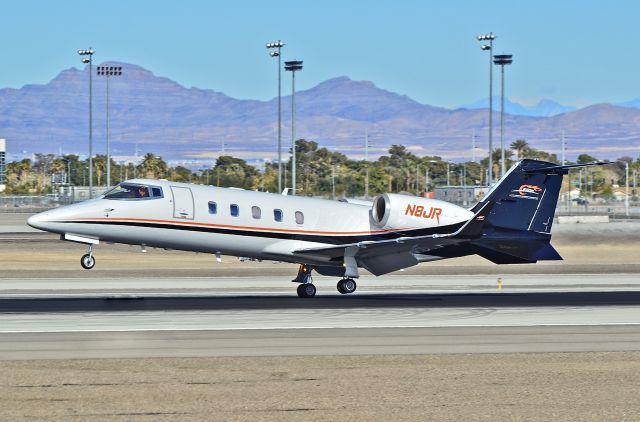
<box><xmin>80</xmin><ymin>245</ymin><xmax>96</xmax><ymax>270</ymax></box>
<box><xmin>337</xmin><ymin>278</ymin><xmax>357</xmax><ymax>294</ymax></box>
<box><xmin>80</xmin><ymin>254</ymin><xmax>95</xmax><ymax>270</ymax></box>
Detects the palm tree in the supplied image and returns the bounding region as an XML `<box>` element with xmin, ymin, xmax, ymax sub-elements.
<box><xmin>139</xmin><ymin>153</ymin><xmax>167</xmax><ymax>179</ymax></box>
<box><xmin>510</xmin><ymin>139</ymin><xmax>529</xmax><ymax>160</ymax></box>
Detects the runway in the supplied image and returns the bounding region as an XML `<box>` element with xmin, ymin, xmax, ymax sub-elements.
<box><xmin>1</xmin><ymin>274</ymin><xmax>640</xmax><ymax>360</ymax></box>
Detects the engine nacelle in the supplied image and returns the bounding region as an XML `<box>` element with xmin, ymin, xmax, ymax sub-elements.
<box><xmin>371</xmin><ymin>193</ymin><xmax>474</xmax><ymax>230</ymax></box>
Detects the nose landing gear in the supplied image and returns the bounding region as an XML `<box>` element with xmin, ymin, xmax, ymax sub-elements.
<box><xmin>337</xmin><ymin>278</ymin><xmax>357</xmax><ymax>294</ymax></box>
<box><xmin>80</xmin><ymin>245</ymin><xmax>96</xmax><ymax>270</ymax></box>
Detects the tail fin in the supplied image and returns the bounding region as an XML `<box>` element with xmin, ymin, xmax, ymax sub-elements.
<box><xmin>471</xmin><ymin>159</ymin><xmax>567</xmax><ymax>234</ymax></box>
<box><xmin>469</xmin><ymin>159</ymin><xmax>609</xmax><ymax>264</ymax></box>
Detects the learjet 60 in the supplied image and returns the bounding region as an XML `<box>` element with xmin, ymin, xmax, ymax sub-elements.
<box><xmin>28</xmin><ymin>159</ymin><xmax>605</xmax><ymax>297</ymax></box>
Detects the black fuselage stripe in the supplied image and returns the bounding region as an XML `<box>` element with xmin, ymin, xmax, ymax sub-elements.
<box><xmin>60</xmin><ymin>220</ymin><xmax>464</xmax><ymax>245</ymax></box>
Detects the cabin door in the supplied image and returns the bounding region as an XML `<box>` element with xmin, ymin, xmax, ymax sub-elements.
<box><xmin>171</xmin><ymin>186</ymin><xmax>194</xmax><ymax>220</ymax></box>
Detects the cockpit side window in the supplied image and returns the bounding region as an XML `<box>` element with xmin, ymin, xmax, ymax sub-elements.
<box><xmin>104</xmin><ymin>183</ymin><xmax>162</xmax><ymax>200</ymax></box>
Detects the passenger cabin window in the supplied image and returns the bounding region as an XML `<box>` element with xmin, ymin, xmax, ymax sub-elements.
<box><xmin>252</xmin><ymin>206</ymin><xmax>261</xmax><ymax>219</ymax></box>
<box><xmin>104</xmin><ymin>183</ymin><xmax>162</xmax><ymax>200</ymax></box>
<box><xmin>274</xmin><ymin>209</ymin><xmax>283</xmax><ymax>222</ymax></box>
<box><xmin>230</xmin><ymin>204</ymin><xmax>239</xmax><ymax>217</ymax></box>
<box><xmin>295</xmin><ymin>211</ymin><xmax>304</xmax><ymax>225</ymax></box>
<box><xmin>208</xmin><ymin>201</ymin><xmax>217</xmax><ymax>214</ymax></box>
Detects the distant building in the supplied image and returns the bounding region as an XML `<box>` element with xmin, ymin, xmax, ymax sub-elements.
<box><xmin>434</xmin><ymin>185</ymin><xmax>488</xmax><ymax>207</ymax></box>
<box><xmin>0</xmin><ymin>139</ymin><xmax>6</xmax><ymax>193</ymax></box>
<box><xmin>612</xmin><ymin>187</ymin><xmax>632</xmax><ymax>202</ymax></box>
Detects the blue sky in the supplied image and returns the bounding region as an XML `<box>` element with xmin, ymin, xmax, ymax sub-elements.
<box><xmin>2</xmin><ymin>0</ymin><xmax>639</xmax><ymax>107</ymax></box>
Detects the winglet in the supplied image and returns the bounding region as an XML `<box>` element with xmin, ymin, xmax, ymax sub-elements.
<box><xmin>453</xmin><ymin>201</ymin><xmax>493</xmax><ymax>239</ymax></box>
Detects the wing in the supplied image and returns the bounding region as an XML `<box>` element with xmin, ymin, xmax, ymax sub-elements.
<box><xmin>293</xmin><ymin>201</ymin><xmax>493</xmax><ymax>275</ymax></box>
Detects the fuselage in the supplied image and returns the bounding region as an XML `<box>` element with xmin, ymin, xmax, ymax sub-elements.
<box><xmin>28</xmin><ymin>179</ymin><xmax>473</xmax><ymax>268</ymax></box>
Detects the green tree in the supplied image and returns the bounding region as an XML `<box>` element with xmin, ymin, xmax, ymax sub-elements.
<box><xmin>510</xmin><ymin>139</ymin><xmax>529</xmax><ymax>160</ymax></box>
<box><xmin>169</xmin><ymin>166</ymin><xmax>193</xmax><ymax>183</ymax></box>
<box><xmin>577</xmin><ymin>154</ymin><xmax>598</xmax><ymax>164</ymax></box>
<box><xmin>213</xmin><ymin>155</ymin><xmax>259</xmax><ymax>189</ymax></box>
<box><xmin>138</xmin><ymin>153</ymin><xmax>167</xmax><ymax>179</ymax></box>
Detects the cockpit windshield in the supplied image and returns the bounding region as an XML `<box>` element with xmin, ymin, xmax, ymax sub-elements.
<box><xmin>103</xmin><ymin>183</ymin><xmax>163</xmax><ymax>200</ymax></box>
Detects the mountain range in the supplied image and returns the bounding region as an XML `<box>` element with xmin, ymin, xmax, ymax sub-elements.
<box><xmin>457</xmin><ymin>98</ymin><xmax>577</xmax><ymax>117</ymax></box>
<box><xmin>1</xmin><ymin>62</ymin><xmax>639</xmax><ymax>163</ymax></box>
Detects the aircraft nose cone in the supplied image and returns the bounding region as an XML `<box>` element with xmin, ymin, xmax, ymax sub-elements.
<box><xmin>27</xmin><ymin>212</ymin><xmax>49</xmax><ymax>231</ymax></box>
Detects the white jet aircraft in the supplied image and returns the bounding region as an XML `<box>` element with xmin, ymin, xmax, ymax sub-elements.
<box><xmin>28</xmin><ymin>159</ymin><xmax>605</xmax><ymax>297</ymax></box>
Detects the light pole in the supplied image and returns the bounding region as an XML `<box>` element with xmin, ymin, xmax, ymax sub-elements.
<box><xmin>477</xmin><ymin>33</ymin><xmax>496</xmax><ymax>185</ymax></box>
<box><xmin>266</xmin><ymin>40</ymin><xmax>285</xmax><ymax>193</ymax></box>
<box><xmin>493</xmin><ymin>54</ymin><xmax>512</xmax><ymax>178</ymax></box>
<box><xmin>332</xmin><ymin>164</ymin><xmax>336</xmax><ymax>199</ymax></box>
<box><xmin>423</xmin><ymin>160</ymin><xmax>438</xmax><ymax>192</ymax></box>
<box><xmin>78</xmin><ymin>48</ymin><xmax>95</xmax><ymax>197</ymax></box>
<box><xmin>285</xmin><ymin>60</ymin><xmax>303</xmax><ymax>195</ymax></box>
<box><xmin>97</xmin><ymin>65</ymin><xmax>122</xmax><ymax>188</ymax></box>
<box><xmin>561</xmin><ymin>130</ymin><xmax>566</xmax><ymax>165</ymax></box>
<box><xmin>364</xmin><ymin>129</ymin><xmax>371</xmax><ymax>198</ymax></box>
<box><xmin>625</xmin><ymin>161</ymin><xmax>630</xmax><ymax>217</ymax></box>
<box><xmin>471</xmin><ymin>129</ymin><xmax>477</xmax><ymax>163</ymax></box>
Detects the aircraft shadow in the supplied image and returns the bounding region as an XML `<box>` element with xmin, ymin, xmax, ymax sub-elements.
<box><xmin>2</xmin><ymin>291</ymin><xmax>640</xmax><ymax>313</ymax></box>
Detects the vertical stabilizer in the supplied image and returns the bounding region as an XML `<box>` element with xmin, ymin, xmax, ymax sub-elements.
<box><xmin>472</xmin><ymin>159</ymin><xmax>566</xmax><ymax>234</ymax></box>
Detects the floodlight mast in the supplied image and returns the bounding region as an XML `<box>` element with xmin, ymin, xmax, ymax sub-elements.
<box><xmin>493</xmin><ymin>54</ymin><xmax>513</xmax><ymax>177</ymax></box>
<box><xmin>266</xmin><ymin>40</ymin><xmax>285</xmax><ymax>192</ymax></box>
<box><xmin>97</xmin><ymin>66</ymin><xmax>123</xmax><ymax>188</ymax></box>
<box><xmin>284</xmin><ymin>60</ymin><xmax>303</xmax><ymax>195</ymax></box>
<box><xmin>78</xmin><ymin>48</ymin><xmax>95</xmax><ymax>197</ymax></box>
<box><xmin>477</xmin><ymin>33</ymin><xmax>496</xmax><ymax>185</ymax></box>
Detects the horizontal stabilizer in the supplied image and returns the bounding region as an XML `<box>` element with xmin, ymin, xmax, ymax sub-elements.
<box><xmin>525</xmin><ymin>161</ymin><xmax>611</xmax><ymax>174</ymax></box>
<box><xmin>531</xmin><ymin>243</ymin><xmax>563</xmax><ymax>261</ymax></box>
<box><xmin>473</xmin><ymin>239</ymin><xmax>563</xmax><ymax>264</ymax></box>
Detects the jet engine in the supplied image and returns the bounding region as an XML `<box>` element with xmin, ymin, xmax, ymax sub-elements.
<box><xmin>371</xmin><ymin>193</ymin><xmax>474</xmax><ymax>230</ymax></box>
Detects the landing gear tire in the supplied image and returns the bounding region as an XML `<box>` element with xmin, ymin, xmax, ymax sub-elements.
<box><xmin>337</xmin><ymin>278</ymin><xmax>357</xmax><ymax>294</ymax></box>
<box><xmin>80</xmin><ymin>253</ymin><xmax>95</xmax><ymax>270</ymax></box>
<box><xmin>297</xmin><ymin>283</ymin><xmax>317</xmax><ymax>298</ymax></box>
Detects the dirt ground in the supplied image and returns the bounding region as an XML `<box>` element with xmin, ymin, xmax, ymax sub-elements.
<box><xmin>1</xmin><ymin>353</ymin><xmax>640</xmax><ymax>421</ymax></box>
<box><xmin>1</xmin><ymin>232</ymin><xmax>638</xmax><ymax>278</ymax></box>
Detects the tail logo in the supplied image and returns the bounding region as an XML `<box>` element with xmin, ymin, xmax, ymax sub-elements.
<box><xmin>510</xmin><ymin>184</ymin><xmax>543</xmax><ymax>200</ymax></box>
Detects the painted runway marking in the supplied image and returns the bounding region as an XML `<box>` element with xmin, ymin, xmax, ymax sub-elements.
<box><xmin>2</xmin><ymin>322</ymin><xmax>640</xmax><ymax>334</ymax></box>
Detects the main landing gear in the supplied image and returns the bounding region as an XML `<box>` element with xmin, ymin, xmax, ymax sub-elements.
<box><xmin>296</xmin><ymin>283</ymin><xmax>317</xmax><ymax>298</ymax></box>
<box><xmin>80</xmin><ymin>245</ymin><xmax>95</xmax><ymax>270</ymax></box>
<box><xmin>292</xmin><ymin>264</ymin><xmax>358</xmax><ymax>297</ymax></box>
<box><xmin>293</xmin><ymin>264</ymin><xmax>316</xmax><ymax>298</ymax></box>
<box><xmin>337</xmin><ymin>278</ymin><xmax>357</xmax><ymax>294</ymax></box>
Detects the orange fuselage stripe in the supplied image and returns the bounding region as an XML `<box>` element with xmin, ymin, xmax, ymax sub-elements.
<box><xmin>61</xmin><ymin>217</ymin><xmax>419</xmax><ymax>236</ymax></box>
